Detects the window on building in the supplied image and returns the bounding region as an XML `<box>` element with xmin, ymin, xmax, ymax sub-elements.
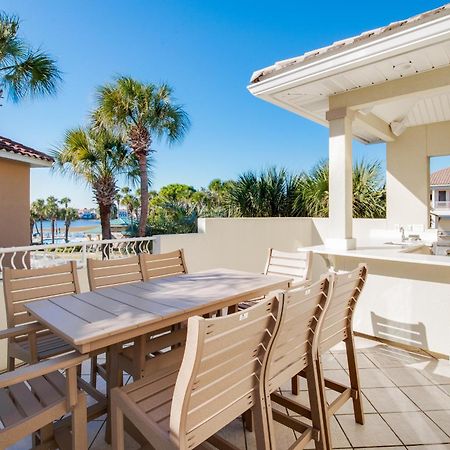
<box><xmin>438</xmin><ymin>190</ymin><xmax>447</xmax><ymax>201</ymax></box>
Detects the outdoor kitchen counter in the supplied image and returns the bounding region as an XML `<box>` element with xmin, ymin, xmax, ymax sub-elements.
<box><xmin>301</xmin><ymin>242</ymin><xmax>450</xmax><ymax>357</ymax></box>
<box><xmin>301</xmin><ymin>242</ymin><xmax>450</xmax><ymax>268</ymax></box>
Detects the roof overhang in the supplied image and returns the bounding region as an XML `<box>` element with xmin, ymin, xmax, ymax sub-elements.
<box><xmin>248</xmin><ymin>5</ymin><xmax>450</xmax><ymax>144</ymax></box>
<box><xmin>0</xmin><ymin>149</ymin><xmax>53</xmax><ymax>168</ymax></box>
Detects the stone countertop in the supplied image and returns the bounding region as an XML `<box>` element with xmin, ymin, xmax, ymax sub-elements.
<box><xmin>300</xmin><ymin>242</ymin><xmax>450</xmax><ymax>268</ymax></box>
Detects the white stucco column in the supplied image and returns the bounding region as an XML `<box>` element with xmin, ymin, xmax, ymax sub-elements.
<box><xmin>325</xmin><ymin>107</ymin><xmax>356</xmax><ymax>250</ymax></box>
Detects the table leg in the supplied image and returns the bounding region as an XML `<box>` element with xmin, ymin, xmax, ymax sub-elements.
<box><xmin>105</xmin><ymin>343</ymin><xmax>123</xmax><ymax>444</ymax></box>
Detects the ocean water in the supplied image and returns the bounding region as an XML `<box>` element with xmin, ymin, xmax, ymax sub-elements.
<box><xmin>34</xmin><ymin>219</ymin><xmax>100</xmax><ymax>231</ymax></box>
<box><xmin>32</xmin><ymin>219</ymin><xmax>101</xmax><ymax>243</ymax></box>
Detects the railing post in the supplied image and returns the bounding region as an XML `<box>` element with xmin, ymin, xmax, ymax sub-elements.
<box><xmin>82</xmin><ymin>243</ymin><xmax>87</xmax><ymax>268</ymax></box>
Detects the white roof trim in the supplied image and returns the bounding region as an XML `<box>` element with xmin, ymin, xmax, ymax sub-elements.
<box><xmin>0</xmin><ymin>149</ymin><xmax>53</xmax><ymax>168</ymax></box>
<box><xmin>248</xmin><ymin>13</ymin><xmax>450</xmax><ymax>97</ymax></box>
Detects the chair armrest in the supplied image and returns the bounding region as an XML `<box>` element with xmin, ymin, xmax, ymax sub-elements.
<box><xmin>289</xmin><ymin>279</ymin><xmax>312</xmax><ymax>289</ymax></box>
<box><xmin>0</xmin><ymin>322</ymin><xmax>45</xmax><ymax>340</ymax></box>
<box><xmin>0</xmin><ymin>352</ymin><xmax>87</xmax><ymax>389</ymax></box>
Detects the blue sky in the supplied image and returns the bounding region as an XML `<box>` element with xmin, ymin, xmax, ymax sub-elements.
<box><xmin>2</xmin><ymin>0</ymin><xmax>450</xmax><ymax>208</ymax></box>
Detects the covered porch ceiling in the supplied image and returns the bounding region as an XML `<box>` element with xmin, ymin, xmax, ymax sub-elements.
<box><xmin>248</xmin><ymin>4</ymin><xmax>450</xmax><ymax>144</ymax></box>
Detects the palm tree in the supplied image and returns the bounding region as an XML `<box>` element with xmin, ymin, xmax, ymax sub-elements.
<box><xmin>62</xmin><ymin>207</ymin><xmax>79</xmax><ymax>243</ymax></box>
<box><xmin>45</xmin><ymin>196</ymin><xmax>59</xmax><ymax>244</ymax></box>
<box><xmin>299</xmin><ymin>159</ymin><xmax>386</xmax><ymax>218</ymax></box>
<box><xmin>94</xmin><ymin>77</ymin><xmax>190</xmax><ymax>236</ymax></box>
<box><xmin>0</xmin><ymin>12</ymin><xmax>61</xmax><ymax>102</ymax></box>
<box><xmin>228</xmin><ymin>167</ymin><xmax>303</xmax><ymax>217</ymax></box>
<box><xmin>53</xmin><ymin>127</ymin><xmax>138</xmax><ymax>240</ymax></box>
<box><xmin>30</xmin><ymin>198</ymin><xmax>46</xmax><ymax>244</ymax></box>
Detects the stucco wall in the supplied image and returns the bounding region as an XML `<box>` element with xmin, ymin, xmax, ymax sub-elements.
<box><xmin>0</xmin><ymin>158</ymin><xmax>30</xmax><ymax>248</ymax></box>
<box><xmin>386</xmin><ymin>120</ymin><xmax>450</xmax><ymax>228</ymax></box>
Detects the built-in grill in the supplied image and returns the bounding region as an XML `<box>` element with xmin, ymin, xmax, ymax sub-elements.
<box><xmin>434</xmin><ymin>231</ymin><xmax>450</xmax><ymax>256</ymax></box>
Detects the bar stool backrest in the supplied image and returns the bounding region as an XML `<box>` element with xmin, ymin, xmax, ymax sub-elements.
<box><xmin>319</xmin><ymin>264</ymin><xmax>368</xmax><ymax>354</ymax></box>
<box><xmin>139</xmin><ymin>250</ymin><xmax>187</xmax><ymax>281</ymax></box>
<box><xmin>87</xmin><ymin>256</ymin><xmax>143</xmax><ymax>290</ymax></box>
<box><xmin>266</xmin><ymin>276</ymin><xmax>331</xmax><ymax>394</ymax></box>
<box><xmin>265</xmin><ymin>249</ymin><xmax>312</xmax><ymax>287</ymax></box>
<box><xmin>3</xmin><ymin>261</ymin><xmax>80</xmax><ymax>327</ymax></box>
<box><xmin>169</xmin><ymin>295</ymin><xmax>282</xmax><ymax>449</ymax></box>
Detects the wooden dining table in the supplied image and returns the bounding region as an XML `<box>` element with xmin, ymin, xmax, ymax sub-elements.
<box><xmin>24</xmin><ymin>268</ymin><xmax>291</xmax><ymax>442</ymax></box>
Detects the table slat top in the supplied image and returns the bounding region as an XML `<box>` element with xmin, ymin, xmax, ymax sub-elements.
<box><xmin>24</xmin><ymin>268</ymin><xmax>290</xmax><ymax>348</ymax></box>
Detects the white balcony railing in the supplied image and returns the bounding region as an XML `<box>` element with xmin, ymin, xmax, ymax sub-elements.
<box><xmin>0</xmin><ymin>236</ymin><xmax>155</xmax><ymax>277</ymax></box>
<box><xmin>434</xmin><ymin>200</ymin><xmax>450</xmax><ymax>209</ymax></box>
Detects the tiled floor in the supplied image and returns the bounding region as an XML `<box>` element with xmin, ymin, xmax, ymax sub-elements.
<box><xmin>9</xmin><ymin>337</ymin><xmax>450</xmax><ymax>449</ymax></box>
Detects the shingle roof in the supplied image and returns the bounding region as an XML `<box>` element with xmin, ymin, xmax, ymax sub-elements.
<box><xmin>0</xmin><ymin>135</ymin><xmax>54</xmax><ymax>163</ymax></box>
<box><xmin>251</xmin><ymin>3</ymin><xmax>450</xmax><ymax>83</ymax></box>
<box><xmin>431</xmin><ymin>167</ymin><xmax>450</xmax><ymax>186</ymax></box>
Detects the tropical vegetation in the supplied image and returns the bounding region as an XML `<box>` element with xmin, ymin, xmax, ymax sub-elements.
<box><xmin>52</xmin><ymin>127</ymin><xmax>141</xmax><ymax>240</ymax></box>
<box><xmin>30</xmin><ymin>196</ymin><xmax>79</xmax><ymax>244</ymax></box>
<box><xmin>94</xmin><ymin>77</ymin><xmax>190</xmax><ymax>237</ymax></box>
<box><xmin>0</xmin><ymin>11</ymin><xmax>61</xmax><ymax>102</ymax></box>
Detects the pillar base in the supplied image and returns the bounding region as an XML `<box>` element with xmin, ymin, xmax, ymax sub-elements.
<box><xmin>325</xmin><ymin>238</ymin><xmax>357</xmax><ymax>250</ymax></box>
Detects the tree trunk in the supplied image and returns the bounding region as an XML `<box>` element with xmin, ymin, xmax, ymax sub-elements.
<box><xmin>51</xmin><ymin>219</ymin><xmax>55</xmax><ymax>244</ymax></box>
<box><xmin>30</xmin><ymin>219</ymin><xmax>34</xmax><ymax>244</ymax></box>
<box><xmin>99</xmin><ymin>203</ymin><xmax>112</xmax><ymax>240</ymax></box>
<box><xmin>65</xmin><ymin>220</ymin><xmax>70</xmax><ymax>243</ymax></box>
<box><xmin>138</xmin><ymin>153</ymin><xmax>148</xmax><ymax>237</ymax></box>
<box><xmin>40</xmin><ymin>220</ymin><xmax>44</xmax><ymax>244</ymax></box>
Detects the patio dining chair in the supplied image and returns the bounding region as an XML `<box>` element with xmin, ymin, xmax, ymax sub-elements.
<box><xmin>87</xmin><ymin>255</ymin><xmax>144</xmax><ymax>387</ymax></box>
<box><xmin>87</xmin><ymin>255</ymin><xmax>144</xmax><ymax>290</ymax></box>
<box><xmin>2</xmin><ymin>262</ymin><xmax>80</xmax><ymax>371</ymax></box>
<box><xmin>0</xmin><ymin>327</ymin><xmax>88</xmax><ymax>450</ymax></box>
<box><xmin>294</xmin><ymin>264</ymin><xmax>368</xmax><ymax>450</ymax></box>
<box><xmin>244</xmin><ymin>276</ymin><xmax>331</xmax><ymax>450</ymax></box>
<box><xmin>139</xmin><ymin>249</ymin><xmax>188</xmax><ymax>281</ymax></box>
<box><xmin>238</xmin><ymin>249</ymin><xmax>312</xmax><ymax>312</ymax></box>
<box><xmin>111</xmin><ymin>294</ymin><xmax>282</xmax><ymax>450</ymax></box>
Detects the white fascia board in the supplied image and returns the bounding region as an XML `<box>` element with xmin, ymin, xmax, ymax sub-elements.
<box><xmin>0</xmin><ymin>149</ymin><xmax>53</xmax><ymax>168</ymax></box>
<box><xmin>248</xmin><ymin>14</ymin><xmax>450</xmax><ymax>98</ymax></box>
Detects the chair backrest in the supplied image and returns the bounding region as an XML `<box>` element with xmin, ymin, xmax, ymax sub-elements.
<box><xmin>266</xmin><ymin>276</ymin><xmax>331</xmax><ymax>394</ymax></box>
<box><xmin>319</xmin><ymin>264</ymin><xmax>368</xmax><ymax>354</ymax></box>
<box><xmin>265</xmin><ymin>249</ymin><xmax>312</xmax><ymax>287</ymax></box>
<box><xmin>139</xmin><ymin>250</ymin><xmax>187</xmax><ymax>281</ymax></box>
<box><xmin>169</xmin><ymin>295</ymin><xmax>281</xmax><ymax>449</ymax></box>
<box><xmin>87</xmin><ymin>256</ymin><xmax>143</xmax><ymax>290</ymax></box>
<box><xmin>2</xmin><ymin>261</ymin><xmax>80</xmax><ymax>328</ymax></box>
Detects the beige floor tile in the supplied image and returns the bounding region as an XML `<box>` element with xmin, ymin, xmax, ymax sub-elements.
<box><xmin>365</xmin><ymin>347</ymin><xmax>430</xmax><ymax>369</ymax></box>
<box><xmin>334</xmin><ymin>352</ymin><xmax>376</xmax><ymax>369</ymax></box>
<box><xmin>359</xmin><ymin>447</ymin><xmax>405</xmax><ymax>450</ymax></box>
<box><xmin>216</xmin><ymin>418</ymin><xmax>246</xmax><ymax>448</ymax></box>
<box><xmin>321</xmin><ymin>352</ymin><xmax>343</xmax><ymax>370</ymax></box>
<box><xmin>401</xmin><ymin>385</ymin><xmax>450</xmax><ymax>411</ymax></box>
<box><xmin>321</xmin><ymin>369</ymin><xmax>351</xmax><ymax>386</ymax></box>
<box><xmin>246</xmin><ymin>419</ymin><xmax>297</xmax><ymax>449</ymax></box>
<box><xmin>327</xmin><ymin>389</ymin><xmax>377</xmax><ymax>414</ymax></box>
<box><xmin>421</xmin><ymin>361</ymin><xmax>450</xmax><ymax>385</ymax></box>
<box><xmin>407</xmin><ymin>445</ymin><xmax>450</xmax><ymax>450</ymax></box>
<box><xmin>305</xmin><ymin>416</ymin><xmax>351</xmax><ymax>449</ymax></box>
<box><xmin>363</xmin><ymin>387</ymin><xmax>420</xmax><ymax>413</ymax></box>
<box><xmin>426</xmin><ymin>410</ymin><xmax>450</xmax><ymax>436</ymax></box>
<box><xmin>439</xmin><ymin>385</ymin><xmax>450</xmax><ymax>396</ymax></box>
<box><xmin>382</xmin><ymin>367</ymin><xmax>434</xmax><ymax>387</ymax></box>
<box><xmin>337</xmin><ymin>413</ymin><xmax>402</xmax><ymax>447</ymax></box>
<box><xmin>382</xmin><ymin>411</ymin><xmax>450</xmax><ymax>445</ymax></box>
<box><xmin>358</xmin><ymin>368</ymin><xmax>396</xmax><ymax>388</ymax></box>
<box><xmin>89</xmin><ymin>422</ymin><xmax>140</xmax><ymax>450</ymax></box>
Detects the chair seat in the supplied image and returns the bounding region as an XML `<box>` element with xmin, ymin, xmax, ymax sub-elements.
<box><xmin>121</xmin><ymin>363</ymin><xmax>181</xmax><ymax>434</ymax></box>
<box><xmin>16</xmin><ymin>332</ymin><xmax>74</xmax><ymax>361</ymax></box>
<box><xmin>0</xmin><ymin>370</ymin><xmax>66</xmax><ymax>429</ymax></box>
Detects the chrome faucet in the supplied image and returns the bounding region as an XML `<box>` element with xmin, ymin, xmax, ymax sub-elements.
<box><xmin>400</xmin><ymin>226</ymin><xmax>406</xmax><ymax>242</ymax></box>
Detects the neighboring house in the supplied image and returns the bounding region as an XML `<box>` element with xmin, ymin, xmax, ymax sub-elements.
<box><xmin>431</xmin><ymin>167</ymin><xmax>450</xmax><ymax>213</ymax></box>
<box><xmin>0</xmin><ymin>136</ymin><xmax>53</xmax><ymax>248</ymax></box>
<box><xmin>430</xmin><ymin>167</ymin><xmax>450</xmax><ymax>230</ymax></box>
